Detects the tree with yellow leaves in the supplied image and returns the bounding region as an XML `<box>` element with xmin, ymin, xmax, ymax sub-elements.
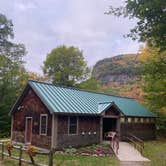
<box><xmin>140</xmin><ymin>46</ymin><xmax>166</xmax><ymax>131</ymax></box>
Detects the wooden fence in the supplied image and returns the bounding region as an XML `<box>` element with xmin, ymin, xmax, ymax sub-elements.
<box><xmin>0</xmin><ymin>142</ymin><xmax>54</xmax><ymax>166</ymax></box>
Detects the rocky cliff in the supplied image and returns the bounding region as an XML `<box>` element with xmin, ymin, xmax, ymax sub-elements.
<box><xmin>92</xmin><ymin>54</ymin><xmax>141</xmax><ymax>84</ymax></box>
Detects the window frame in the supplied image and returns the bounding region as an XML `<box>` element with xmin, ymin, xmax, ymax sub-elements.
<box><xmin>131</xmin><ymin>118</ymin><xmax>135</xmax><ymax>123</ymax></box>
<box><xmin>68</xmin><ymin>116</ymin><xmax>78</xmax><ymax>135</ymax></box>
<box><xmin>146</xmin><ymin>118</ymin><xmax>150</xmax><ymax>123</ymax></box>
<box><xmin>39</xmin><ymin>114</ymin><xmax>48</xmax><ymax>136</ymax></box>
<box><xmin>120</xmin><ymin>117</ymin><xmax>125</xmax><ymax>123</ymax></box>
<box><xmin>135</xmin><ymin>118</ymin><xmax>138</xmax><ymax>123</ymax></box>
<box><xmin>128</xmin><ymin>117</ymin><xmax>131</xmax><ymax>123</ymax></box>
<box><xmin>141</xmin><ymin>118</ymin><xmax>144</xmax><ymax>123</ymax></box>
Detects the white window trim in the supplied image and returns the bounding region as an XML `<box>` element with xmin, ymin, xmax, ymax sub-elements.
<box><xmin>40</xmin><ymin>114</ymin><xmax>48</xmax><ymax>136</ymax></box>
<box><xmin>68</xmin><ymin>116</ymin><xmax>78</xmax><ymax>135</ymax></box>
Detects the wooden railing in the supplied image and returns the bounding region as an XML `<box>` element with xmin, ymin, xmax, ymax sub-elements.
<box><xmin>104</xmin><ymin>132</ymin><xmax>119</xmax><ymax>154</ymax></box>
<box><xmin>0</xmin><ymin>142</ymin><xmax>54</xmax><ymax>166</ymax></box>
<box><xmin>112</xmin><ymin>135</ymin><xmax>119</xmax><ymax>155</ymax></box>
<box><xmin>126</xmin><ymin>133</ymin><xmax>144</xmax><ymax>154</ymax></box>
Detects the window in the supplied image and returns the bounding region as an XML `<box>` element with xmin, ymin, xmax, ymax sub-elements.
<box><xmin>135</xmin><ymin>118</ymin><xmax>138</xmax><ymax>123</ymax></box>
<box><xmin>131</xmin><ymin>118</ymin><xmax>135</xmax><ymax>123</ymax></box>
<box><xmin>40</xmin><ymin>114</ymin><xmax>48</xmax><ymax>135</ymax></box>
<box><xmin>128</xmin><ymin>118</ymin><xmax>131</xmax><ymax>123</ymax></box>
<box><xmin>137</xmin><ymin>118</ymin><xmax>141</xmax><ymax>123</ymax></box>
<box><xmin>150</xmin><ymin>118</ymin><xmax>155</xmax><ymax>123</ymax></box>
<box><xmin>146</xmin><ymin>118</ymin><xmax>150</xmax><ymax>123</ymax></box>
<box><xmin>120</xmin><ymin>117</ymin><xmax>125</xmax><ymax>123</ymax></box>
<box><xmin>68</xmin><ymin>116</ymin><xmax>77</xmax><ymax>134</ymax></box>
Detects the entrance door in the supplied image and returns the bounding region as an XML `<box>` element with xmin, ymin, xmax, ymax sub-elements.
<box><xmin>25</xmin><ymin>117</ymin><xmax>32</xmax><ymax>143</ymax></box>
<box><xmin>103</xmin><ymin>118</ymin><xmax>117</xmax><ymax>140</ymax></box>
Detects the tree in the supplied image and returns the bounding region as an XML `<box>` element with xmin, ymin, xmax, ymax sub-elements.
<box><xmin>106</xmin><ymin>0</ymin><xmax>166</xmax><ymax>50</ymax></box>
<box><xmin>107</xmin><ymin>0</ymin><xmax>166</xmax><ymax>132</ymax></box>
<box><xmin>26</xmin><ymin>71</ymin><xmax>47</xmax><ymax>82</ymax></box>
<box><xmin>43</xmin><ymin>46</ymin><xmax>90</xmax><ymax>86</ymax></box>
<box><xmin>0</xmin><ymin>13</ymin><xmax>27</xmax><ymax>137</ymax></box>
<box><xmin>140</xmin><ymin>47</ymin><xmax>166</xmax><ymax>110</ymax></box>
<box><xmin>140</xmin><ymin>46</ymin><xmax>166</xmax><ymax>131</ymax></box>
<box><xmin>76</xmin><ymin>78</ymin><xmax>101</xmax><ymax>91</ymax></box>
<box><xmin>0</xmin><ymin>13</ymin><xmax>13</xmax><ymax>49</ymax></box>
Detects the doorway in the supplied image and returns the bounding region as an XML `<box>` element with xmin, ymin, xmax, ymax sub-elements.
<box><xmin>103</xmin><ymin>118</ymin><xmax>117</xmax><ymax>140</ymax></box>
<box><xmin>25</xmin><ymin>117</ymin><xmax>32</xmax><ymax>143</ymax></box>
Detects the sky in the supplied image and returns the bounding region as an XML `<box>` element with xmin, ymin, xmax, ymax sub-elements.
<box><xmin>0</xmin><ymin>0</ymin><xmax>141</xmax><ymax>75</ymax></box>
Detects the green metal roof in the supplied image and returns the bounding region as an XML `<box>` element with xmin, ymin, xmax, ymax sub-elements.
<box><xmin>98</xmin><ymin>102</ymin><xmax>114</xmax><ymax>113</ymax></box>
<box><xmin>28</xmin><ymin>80</ymin><xmax>156</xmax><ymax>117</ymax></box>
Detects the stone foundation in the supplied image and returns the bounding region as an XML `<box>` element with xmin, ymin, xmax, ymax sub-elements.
<box><xmin>57</xmin><ymin>133</ymin><xmax>100</xmax><ymax>148</ymax></box>
<box><xmin>31</xmin><ymin>134</ymin><xmax>51</xmax><ymax>149</ymax></box>
<box><xmin>12</xmin><ymin>131</ymin><xmax>51</xmax><ymax>149</ymax></box>
<box><xmin>12</xmin><ymin>131</ymin><xmax>25</xmax><ymax>143</ymax></box>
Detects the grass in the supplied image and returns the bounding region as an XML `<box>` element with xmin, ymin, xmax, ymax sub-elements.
<box><xmin>143</xmin><ymin>138</ymin><xmax>166</xmax><ymax>166</ymax></box>
<box><xmin>0</xmin><ymin>143</ymin><xmax>119</xmax><ymax>166</ymax></box>
<box><xmin>0</xmin><ymin>139</ymin><xmax>166</xmax><ymax>165</ymax></box>
<box><xmin>0</xmin><ymin>154</ymin><xmax>118</xmax><ymax>166</ymax></box>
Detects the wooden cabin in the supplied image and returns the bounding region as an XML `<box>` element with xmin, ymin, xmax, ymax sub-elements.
<box><xmin>10</xmin><ymin>80</ymin><xmax>156</xmax><ymax>149</ymax></box>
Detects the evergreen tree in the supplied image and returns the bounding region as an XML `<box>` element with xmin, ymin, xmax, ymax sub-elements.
<box><xmin>0</xmin><ymin>13</ymin><xmax>27</xmax><ymax>137</ymax></box>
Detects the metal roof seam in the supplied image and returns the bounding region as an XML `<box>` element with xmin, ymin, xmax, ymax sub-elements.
<box><xmin>30</xmin><ymin>83</ymin><xmax>55</xmax><ymax>113</ymax></box>
<box><xmin>41</xmin><ymin>84</ymin><xmax>64</xmax><ymax>112</ymax></box>
<box><xmin>58</xmin><ymin>88</ymin><xmax>87</xmax><ymax>114</ymax></box>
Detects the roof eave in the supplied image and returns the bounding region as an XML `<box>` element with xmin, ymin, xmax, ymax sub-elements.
<box><xmin>52</xmin><ymin>112</ymin><xmax>100</xmax><ymax>117</ymax></box>
<box><xmin>99</xmin><ymin>101</ymin><xmax>125</xmax><ymax>116</ymax></box>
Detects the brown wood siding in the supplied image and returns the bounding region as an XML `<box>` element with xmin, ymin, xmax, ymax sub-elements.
<box><xmin>79</xmin><ymin>116</ymin><xmax>100</xmax><ymax>133</ymax></box>
<box><xmin>57</xmin><ymin>116</ymin><xmax>68</xmax><ymax>135</ymax></box>
<box><xmin>120</xmin><ymin>122</ymin><xmax>156</xmax><ymax>140</ymax></box>
<box><xmin>57</xmin><ymin>115</ymin><xmax>100</xmax><ymax>148</ymax></box>
<box><xmin>105</xmin><ymin>105</ymin><xmax>120</xmax><ymax>116</ymax></box>
<box><xmin>12</xmin><ymin>88</ymin><xmax>52</xmax><ymax>149</ymax></box>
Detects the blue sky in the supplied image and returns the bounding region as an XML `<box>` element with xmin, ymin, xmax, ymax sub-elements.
<box><xmin>0</xmin><ymin>0</ymin><xmax>141</xmax><ymax>74</ymax></box>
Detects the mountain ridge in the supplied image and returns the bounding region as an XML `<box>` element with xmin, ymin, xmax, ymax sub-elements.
<box><xmin>92</xmin><ymin>53</ymin><xmax>141</xmax><ymax>84</ymax></box>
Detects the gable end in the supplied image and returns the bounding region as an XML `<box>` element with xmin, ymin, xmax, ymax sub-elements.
<box><xmin>9</xmin><ymin>84</ymin><xmax>52</xmax><ymax>115</ymax></box>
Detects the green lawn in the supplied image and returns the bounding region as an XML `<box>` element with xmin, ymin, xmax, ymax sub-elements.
<box><xmin>0</xmin><ymin>154</ymin><xmax>118</xmax><ymax>166</ymax></box>
<box><xmin>143</xmin><ymin>138</ymin><xmax>166</xmax><ymax>166</ymax></box>
<box><xmin>0</xmin><ymin>139</ymin><xmax>166</xmax><ymax>166</ymax></box>
<box><xmin>0</xmin><ymin>142</ymin><xmax>119</xmax><ymax>166</ymax></box>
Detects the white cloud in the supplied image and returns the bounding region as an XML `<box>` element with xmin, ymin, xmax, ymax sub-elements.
<box><xmin>14</xmin><ymin>1</ymin><xmax>36</xmax><ymax>11</ymax></box>
<box><xmin>0</xmin><ymin>0</ymin><xmax>140</xmax><ymax>74</ymax></box>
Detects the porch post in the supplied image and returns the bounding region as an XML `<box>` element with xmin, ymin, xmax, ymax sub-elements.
<box><xmin>51</xmin><ymin>114</ymin><xmax>58</xmax><ymax>148</ymax></box>
<box><xmin>100</xmin><ymin>117</ymin><xmax>103</xmax><ymax>143</ymax></box>
<box><xmin>117</xmin><ymin>116</ymin><xmax>121</xmax><ymax>138</ymax></box>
